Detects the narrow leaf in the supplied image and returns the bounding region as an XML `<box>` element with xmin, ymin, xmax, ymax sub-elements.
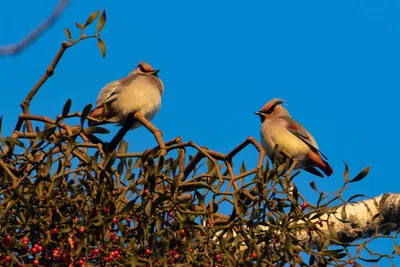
<box><xmin>64</xmin><ymin>28</ymin><xmax>72</xmax><ymax>40</ymax></box>
<box><xmin>75</xmin><ymin>22</ymin><xmax>84</xmax><ymax>29</ymax></box>
<box><xmin>84</xmin><ymin>11</ymin><xmax>101</xmax><ymax>27</ymax></box>
<box><xmin>343</xmin><ymin>161</ymin><xmax>349</xmax><ymax>183</ymax></box>
<box><xmin>97</xmin><ymin>38</ymin><xmax>106</xmax><ymax>58</ymax></box>
<box><xmin>349</xmin><ymin>166</ymin><xmax>371</xmax><ymax>183</ymax></box>
<box><xmin>62</xmin><ymin>99</ymin><xmax>72</xmax><ymax>118</ymax></box>
<box><xmin>83</xmin><ymin>126</ymin><xmax>110</xmax><ymax>135</ymax></box>
<box><xmin>80</xmin><ymin>103</ymin><xmax>93</xmax><ymax>125</ymax></box>
<box><xmin>97</xmin><ymin>10</ymin><xmax>107</xmax><ymax>33</ymax></box>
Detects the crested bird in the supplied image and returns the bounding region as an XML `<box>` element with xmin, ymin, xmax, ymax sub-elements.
<box><xmin>255</xmin><ymin>98</ymin><xmax>333</xmax><ymax>177</ymax></box>
<box><xmin>88</xmin><ymin>61</ymin><xmax>164</xmax><ymax>129</ymax></box>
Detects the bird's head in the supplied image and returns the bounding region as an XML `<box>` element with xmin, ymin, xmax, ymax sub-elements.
<box><xmin>255</xmin><ymin>98</ymin><xmax>288</xmax><ymax>123</ymax></box>
<box><xmin>130</xmin><ymin>61</ymin><xmax>160</xmax><ymax>77</ymax></box>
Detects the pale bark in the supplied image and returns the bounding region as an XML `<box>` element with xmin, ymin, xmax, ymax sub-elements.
<box><xmin>253</xmin><ymin>193</ymin><xmax>400</xmax><ymax>250</ymax></box>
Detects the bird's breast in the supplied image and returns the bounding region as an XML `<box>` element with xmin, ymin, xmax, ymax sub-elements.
<box><xmin>261</xmin><ymin>123</ymin><xmax>310</xmax><ymax>160</ymax></box>
<box><xmin>111</xmin><ymin>79</ymin><xmax>162</xmax><ymax>118</ymax></box>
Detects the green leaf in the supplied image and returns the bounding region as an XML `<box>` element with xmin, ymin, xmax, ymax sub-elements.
<box><xmin>118</xmin><ymin>139</ymin><xmax>128</xmax><ymax>154</ymax></box>
<box><xmin>80</xmin><ymin>103</ymin><xmax>92</xmax><ymax>125</ymax></box>
<box><xmin>97</xmin><ymin>10</ymin><xmax>107</xmax><ymax>33</ymax></box>
<box><xmin>343</xmin><ymin>161</ymin><xmax>349</xmax><ymax>183</ymax></box>
<box><xmin>347</xmin><ymin>194</ymin><xmax>367</xmax><ymax>203</ymax></box>
<box><xmin>157</xmin><ymin>155</ymin><xmax>165</xmax><ymax>174</ymax></box>
<box><xmin>240</xmin><ymin>161</ymin><xmax>246</xmax><ymax>174</ymax></box>
<box><xmin>348</xmin><ymin>166</ymin><xmax>370</xmax><ymax>183</ymax></box>
<box><xmin>83</xmin><ymin>126</ymin><xmax>110</xmax><ymax>135</ymax></box>
<box><xmin>84</xmin><ymin>10</ymin><xmax>101</xmax><ymax>27</ymax></box>
<box><xmin>75</xmin><ymin>22</ymin><xmax>84</xmax><ymax>29</ymax></box>
<box><xmin>97</xmin><ymin>38</ymin><xmax>106</xmax><ymax>58</ymax></box>
<box><xmin>62</xmin><ymin>98</ymin><xmax>72</xmax><ymax>118</ymax></box>
<box><xmin>64</xmin><ymin>28</ymin><xmax>72</xmax><ymax>40</ymax></box>
<box><xmin>6</xmin><ymin>136</ymin><xmax>24</xmax><ymax>148</ymax></box>
<box><xmin>180</xmin><ymin>182</ymin><xmax>212</xmax><ymax>192</ymax></box>
<box><xmin>206</xmin><ymin>159</ymin><xmax>214</xmax><ymax>173</ymax></box>
<box><xmin>310</xmin><ymin>181</ymin><xmax>319</xmax><ymax>192</ymax></box>
<box><xmin>340</xmin><ymin>205</ymin><xmax>347</xmax><ymax>221</ymax></box>
<box><xmin>171</xmin><ymin>176</ymin><xmax>180</xmax><ymax>196</ymax></box>
<box><xmin>105</xmin><ymin>151</ymin><xmax>117</xmax><ymax>169</ymax></box>
<box><xmin>44</xmin><ymin>150</ymin><xmax>53</xmax><ymax>176</ymax></box>
<box><xmin>378</xmin><ymin>222</ymin><xmax>397</xmax><ymax>234</ymax></box>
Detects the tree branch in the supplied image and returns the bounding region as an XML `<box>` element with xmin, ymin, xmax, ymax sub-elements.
<box><xmin>0</xmin><ymin>0</ymin><xmax>70</xmax><ymax>56</ymax></box>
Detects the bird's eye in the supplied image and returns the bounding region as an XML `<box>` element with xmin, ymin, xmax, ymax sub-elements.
<box><xmin>138</xmin><ymin>64</ymin><xmax>146</xmax><ymax>72</ymax></box>
<box><xmin>265</xmin><ymin>109</ymin><xmax>273</xmax><ymax>114</ymax></box>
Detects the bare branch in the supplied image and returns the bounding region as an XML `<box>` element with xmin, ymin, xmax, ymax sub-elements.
<box><xmin>0</xmin><ymin>0</ymin><xmax>71</xmax><ymax>56</ymax></box>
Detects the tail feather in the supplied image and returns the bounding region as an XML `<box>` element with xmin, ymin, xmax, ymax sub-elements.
<box><xmin>308</xmin><ymin>150</ymin><xmax>334</xmax><ymax>177</ymax></box>
<box><xmin>320</xmin><ymin>160</ymin><xmax>333</xmax><ymax>177</ymax></box>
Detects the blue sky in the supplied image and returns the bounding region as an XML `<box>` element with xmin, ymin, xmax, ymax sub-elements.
<box><xmin>1</xmin><ymin>0</ymin><xmax>400</xmax><ymax>264</ymax></box>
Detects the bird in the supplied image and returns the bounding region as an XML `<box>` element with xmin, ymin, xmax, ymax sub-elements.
<box><xmin>88</xmin><ymin>61</ymin><xmax>164</xmax><ymax>130</ymax></box>
<box><xmin>255</xmin><ymin>98</ymin><xmax>333</xmax><ymax>177</ymax></box>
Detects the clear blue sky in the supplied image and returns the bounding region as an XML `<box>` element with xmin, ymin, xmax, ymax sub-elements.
<box><xmin>1</xmin><ymin>0</ymin><xmax>399</xmax><ymax>264</ymax></box>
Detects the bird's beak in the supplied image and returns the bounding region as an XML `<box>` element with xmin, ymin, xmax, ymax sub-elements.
<box><xmin>254</xmin><ymin>111</ymin><xmax>263</xmax><ymax>116</ymax></box>
<box><xmin>152</xmin><ymin>69</ymin><xmax>160</xmax><ymax>77</ymax></box>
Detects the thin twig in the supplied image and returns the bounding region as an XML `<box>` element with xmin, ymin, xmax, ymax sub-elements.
<box><xmin>0</xmin><ymin>0</ymin><xmax>71</xmax><ymax>56</ymax></box>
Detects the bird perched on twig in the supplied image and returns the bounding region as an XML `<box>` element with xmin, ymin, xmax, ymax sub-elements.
<box><xmin>88</xmin><ymin>61</ymin><xmax>164</xmax><ymax>130</ymax></box>
<box><xmin>255</xmin><ymin>98</ymin><xmax>333</xmax><ymax>177</ymax></box>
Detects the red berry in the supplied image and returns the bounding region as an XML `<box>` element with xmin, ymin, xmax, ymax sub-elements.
<box><xmin>104</xmin><ymin>257</ymin><xmax>111</xmax><ymax>262</ymax></box>
<box><xmin>31</xmin><ymin>248</ymin><xmax>38</xmax><ymax>254</ymax></box>
<box><xmin>189</xmin><ymin>248</ymin><xmax>194</xmax><ymax>253</ymax></box>
<box><xmin>114</xmin><ymin>236</ymin><xmax>119</xmax><ymax>241</ymax></box>
<box><xmin>51</xmin><ymin>228</ymin><xmax>58</xmax><ymax>235</ymax></box>
<box><xmin>252</xmin><ymin>252</ymin><xmax>257</xmax><ymax>258</ymax></box>
<box><xmin>78</xmin><ymin>259</ymin><xmax>85</xmax><ymax>266</ymax></box>
<box><xmin>301</xmin><ymin>203</ymin><xmax>308</xmax><ymax>211</ymax></box>
<box><xmin>144</xmin><ymin>189</ymin><xmax>149</xmax><ymax>194</ymax></box>
<box><xmin>180</xmin><ymin>229</ymin><xmax>186</xmax><ymax>237</ymax></box>
<box><xmin>348</xmin><ymin>259</ymin><xmax>355</xmax><ymax>265</ymax></box>
<box><xmin>110</xmin><ymin>232</ymin><xmax>115</xmax><ymax>238</ymax></box>
<box><xmin>168</xmin><ymin>212</ymin><xmax>174</xmax><ymax>217</ymax></box>
<box><xmin>38</xmin><ymin>246</ymin><xmax>43</xmax><ymax>252</ymax></box>
<box><xmin>33</xmin><ymin>259</ymin><xmax>39</xmax><ymax>266</ymax></box>
<box><xmin>215</xmin><ymin>254</ymin><xmax>221</xmax><ymax>260</ymax></box>
<box><xmin>112</xmin><ymin>217</ymin><xmax>118</xmax><ymax>224</ymax></box>
<box><xmin>79</xmin><ymin>227</ymin><xmax>85</xmax><ymax>233</ymax></box>
<box><xmin>5</xmin><ymin>235</ymin><xmax>11</xmax><ymax>241</ymax></box>
<box><xmin>93</xmin><ymin>248</ymin><xmax>100</xmax><ymax>255</ymax></box>
<box><xmin>125</xmin><ymin>218</ymin><xmax>131</xmax><ymax>223</ymax></box>
<box><xmin>145</xmin><ymin>249</ymin><xmax>151</xmax><ymax>255</ymax></box>
<box><xmin>73</xmin><ymin>218</ymin><xmax>79</xmax><ymax>223</ymax></box>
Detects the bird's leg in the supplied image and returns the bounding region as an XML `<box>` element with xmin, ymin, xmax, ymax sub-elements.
<box><xmin>106</xmin><ymin>117</ymin><xmax>135</xmax><ymax>152</ymax></box>
<box><xmin>133</xmin><ymin>112</ymin><xmax>166</xmax><ymax>156</ymax></box>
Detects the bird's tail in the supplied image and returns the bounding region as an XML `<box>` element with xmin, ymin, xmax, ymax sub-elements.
<box><xmin>308</xmin><ymin>150</ymin><xmax>334</xmax><ymax>177</ymax></box>
<box><xmin>320</xmin><ymin>160</ymin><xmax>334</xmax><ymax>177</ymax></box>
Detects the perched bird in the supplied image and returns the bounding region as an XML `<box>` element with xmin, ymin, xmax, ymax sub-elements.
<box><xmin>255</xmin><ymin>98</ymin><xmax>333</xmax><ymax>177</ymax></box>
<box><xmin>88</xmin><ymin>61</ymin><xmax>164</xmax><ymax>129</ymax></box>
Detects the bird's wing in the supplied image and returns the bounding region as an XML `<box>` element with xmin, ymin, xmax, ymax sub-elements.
<box><xmin>281</xmin><ymin>116</ymin><xmax>329</xmax><ymax>161</ymax></box>
<box><xmin>96</xmin><ymin>74</ymin><xmax>149</xmax><ymax>108</ymax></box>
<box><xmin>95</xmin><ymin>80</ymin><xmax>122</xmax><ymax>108</ymax></box>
